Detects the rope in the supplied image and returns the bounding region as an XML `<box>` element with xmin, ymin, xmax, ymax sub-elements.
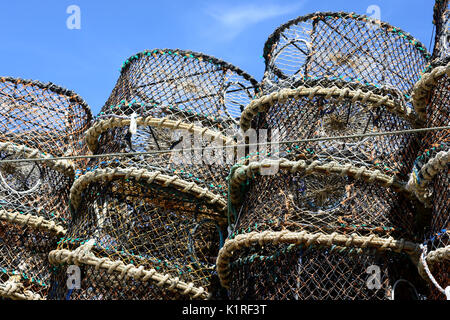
<box><xmin>85</xmin><ymin>116</ymin><xmax>235</xmax><ymax>152</ymax></box>
<box><xmin>69</xmin><ymin>166</ymin><xmax>228</xmax><ymax>214</ymax></box>
<box><xmin>0</xmin><ymin>279</ymin><xmax>43</xmax><ymax>300</ymax></box>
<box><xmin>0</xmin><ymin>141</ymin><xmax>74</xmax><ymax>177</ymax></box>
<box><xmin>412</xmin><ymin>61</ymin><xmax>450</xmax><ymax>120</ymax></box>
<box><xmin>216</xmin><ymin>230</ymin><xmax>420</xmax><ymax>289</ymax></box>
<box><xmin>418</xmin><ymin>244</ymin><xmax>450</xmax><ymax>299</ymax></box>
<box><xmin>48</xmin><ymin>240</ymin><xmax>210</xmax><ymax>300</ymax></box>
<box><xmin>227</xmin><ymin>158</ymin><xmax>406</xmax><ymax>206</ymax></box>
<box><xmin>0</xmin><ymin>209</ymin><xmax>66</xmax><ymax>235</ymax></box>
<box><xmin>406</xmin><ymin>148</ymin><xmax>450</xmax><ymax>205</ymax></box>
<box><xmin>0</xmin><ymin>126</ymin><xmax>449</xmax><ymax>165</ymax></box>
<box><xmin>240</xmin><ymin>85</ymin><xmax>422</xmax><ymax>132</ymax></box>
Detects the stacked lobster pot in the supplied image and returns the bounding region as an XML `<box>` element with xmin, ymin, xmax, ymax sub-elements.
<box><xmin>431</xmin><ymin>0</ymin><xmax>449</xmax><ymax>61</ymax></box>
<box><xmin>408</xmin><ymin>0</ymin><xmax>449</xmax><ymax>300</ymax></box>
<box><xmin>48</xmin><ymin>49</ymin><xmax>259</xmax><ymax>300</ymax></box>
<box><xmin>217</xmin><ymin>12</ymin><xmax>432</xmax><ymax>300</ymax></box>
<box><xmin>0</xmin><ymin>77</ymin><xmax>92</xmax><ymax>300</ymax></box>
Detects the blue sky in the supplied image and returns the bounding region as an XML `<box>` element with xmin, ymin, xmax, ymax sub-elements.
<box><xmin>0</xmin><ymin>0</ymin><xmax>436</xmax><ymax>115</ymax></box>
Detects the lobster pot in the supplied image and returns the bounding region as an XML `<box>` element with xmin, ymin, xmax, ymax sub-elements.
<box><xmin>98</xmin><ymin>49</ymin><xmax>258</xmax><ymax>136</ymax></box>
<box><xmin>49</xmin><ymin>168</ymin><xmax>226</xmax><ymax>300</ymax></box>
<box><xmin>84</xmin><ymin>112</ymin><xmax>235</xmax><ymax>196</ymax></box>
<box><xmin>0</xmin><ymin>223</ymin><xmax>59</xmax><ymax>300</ymax></box>
<box><xmin>230</xmin><ymin>165</ymin><xmax>421</xmax><ymax>242</ymax></box>
<box><xmin>226</xmin><ymin>242</ymin><xmax>427</xmax><ymax>300</ymax></box>
<box><xmin>432</xmin><ymin>0</ymin><xmax>449</xmax><ymax>60</ymax></box>
<box><xmin>241</xmin><ymin>82</ymin><xmax>421</xmax><ymax>181</ymax></box>
<box><xmin>413</xmin><ymin>59</ymin><xmax>449</xmax><ymax>148</ymax></box>
<box><xmin>262</xmin><ymin>12</ymin><xmax>430</xmax><ymax>94</ymax></box>
<box><xmin>0</xmin><ymin>144</ymin><xmax>71</xmax><ymax>300</ymax></box>
<box><xmin>0</xmin><ymin>77</ymin><xmax>92</xmax><ymax>162</ymax></box>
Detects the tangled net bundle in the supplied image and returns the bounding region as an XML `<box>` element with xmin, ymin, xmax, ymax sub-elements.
<box><xmin>262</xmin><ymin>12</ymin><xmax>430</xmax><ymax>95</ymax></box>
<box><xmin>48</xmin><ymin>168</ymin><xmax>227</xmax><ymax>300</ymax></box>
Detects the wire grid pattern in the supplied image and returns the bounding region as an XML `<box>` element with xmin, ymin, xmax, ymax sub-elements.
<box><xmin>50</xmin><ymin>175</ymin><xmax>225</xmax><ymax>299</ymax></box>
<box><xmin>230</xmin><ymin>170</ymin><xmax>421</xmax><ymax>242</ymax></box>
<box><xmin>432</xmin><ymin>0</ymin><xmax>449</xmax><ymax>60</ymax></box>
<box><xmin>0</xmin><ymin>77</ymin><xmax>92</xmax><ymax>159</ymax></box>
<box><xmin>228</xmin><ymin>243</ymin><xmax>427</xmax><ymax>300</ymax></box>
<box><xmin>0</xmin><ymin>222</ymin><xmax>58</xmax><ymax>299</ymax></box>
<box><xmin>262</xmin><ymin>12</ymin><xmax>430</xmax><ymax>95</ymax></box>
<box><xmin>245</xmin><ymin>84</ymin><xmax>421</xmax><ymax>181</ymax></box>
<box><xmin>101</xmin><ymin>49</ymin><xmax>258</xmax><ymax>133</ymax></box>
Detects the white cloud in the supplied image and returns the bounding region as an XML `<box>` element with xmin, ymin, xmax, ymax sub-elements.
<box><xmin>206</xmin><ymin>2</ymin><xmax>303</xmax><ymax>41</ymax></box>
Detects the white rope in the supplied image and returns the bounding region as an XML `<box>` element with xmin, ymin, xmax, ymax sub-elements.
<box><xmin>419</xmin><ymin>244</ymin><xmax>449</xmax><ymax>299</ymax></box>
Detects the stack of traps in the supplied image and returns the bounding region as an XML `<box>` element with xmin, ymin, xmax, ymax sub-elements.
<box><xmin>0</xmin><ymin>77</ymin><xmax>92</xmax><ymax>300</ymax></box>
<box><xmin>0</xmin><ymin>7</ymin><xmax>447</xmax><ymax>301</ymax></box>
<box><xmin>217</xmin><ymin>11</ymin><xmax>437</xmax><ymax>300</ymax></box>
<box><xmin>48</xmin><ymin>49</ymin><xmax>259</xmax><ymax>300</ymax></box>
<box><xmin>409</xmin><ymin>0</ymin><xmax>449</xmax><ymax>299</ymax></box>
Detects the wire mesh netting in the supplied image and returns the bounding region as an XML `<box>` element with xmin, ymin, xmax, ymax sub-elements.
<box><xmin>49</xmin><ymin>172</ymin><xmax>227</xmax><ymax>300</ymax></box>
<box><xmin>241</xmin><ymin>80</ymin><xmax>422</xmax><ymax>182</ymax></box>
<box><xmin>432</xmin><ymin>0</ymin><xmax>449</xmax><ymax>60</ymax></box>
<box><xmin>262</xmin><ymin>12</ymin><xmax>430</xmax><ymax>95</ymax></box>
<box><xmin>0</xmin><ymin>77</ymin><xmax>92</xmax><ymax>159</ymax></box>
<box><xmin>227</xmin><ymin>243</ymin><xmax>427</xmax><ymax>300</ymax></box>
